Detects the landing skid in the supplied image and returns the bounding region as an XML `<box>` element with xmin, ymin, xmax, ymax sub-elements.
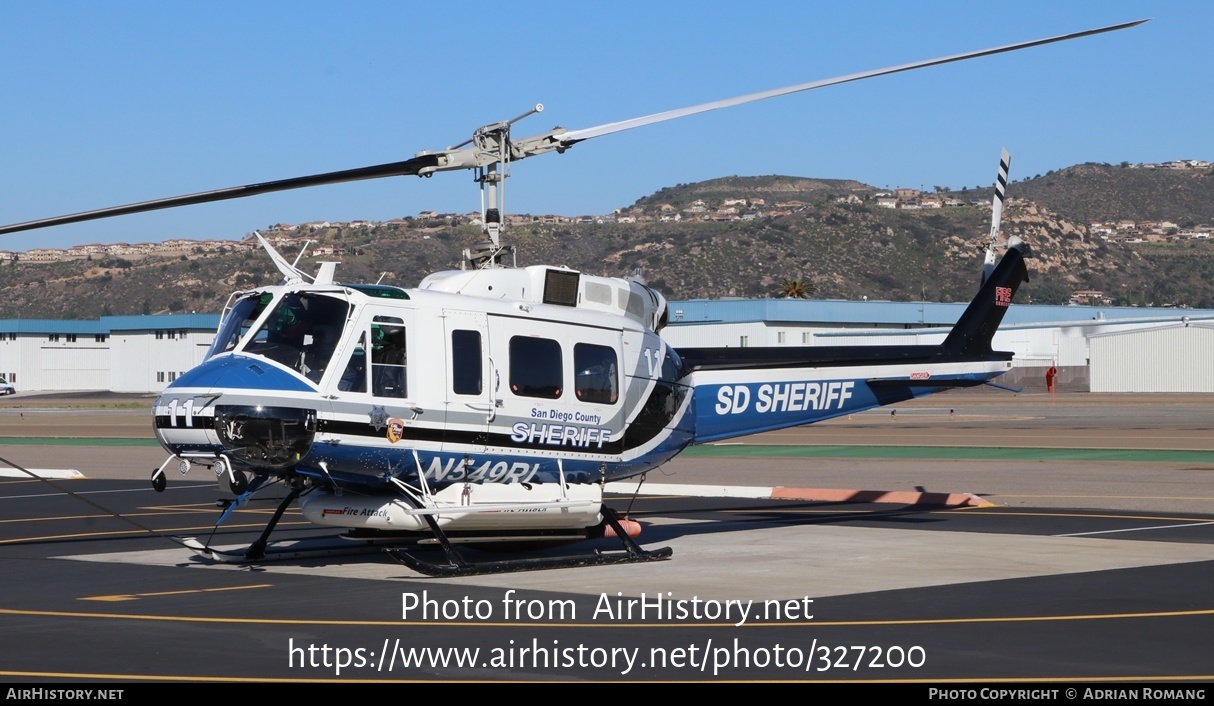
<box><xmin>384</xmin><ymin>505</ymin><xmax>672</xmax><ymax>577</ymax></box>
<box><xmin>182</xmin><ymin>477</ymin><xmax>671</xmax><ymax>575</ymax></box>
<box><xmin>181</xmin><ymin>485</ymin><xmax>307</xmax><ymax>563</ymax></box>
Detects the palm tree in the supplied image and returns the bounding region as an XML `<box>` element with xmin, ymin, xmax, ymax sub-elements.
<box><xmin>775</xmin><ymin>277</ymin><xmax>815</xmax><ymax>299</ymax></box>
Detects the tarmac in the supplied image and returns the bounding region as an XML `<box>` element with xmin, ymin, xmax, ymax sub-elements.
<box><xmin>3</xmin><ymin>388</ymin><xmax>1213</xmax><ymax>680</ymax></box>
<box><xmin>2</xmin><ymin>388</ymin><xmax>1212</xmax><ymax>514</ymax></box>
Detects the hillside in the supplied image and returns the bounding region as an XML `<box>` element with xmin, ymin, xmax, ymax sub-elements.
<box><xmin>2</xmin><ymin>162</ymin><xmax>1213</xmax><ymax>318</ymax></box>
<box><xmin>1009</xmin><ymin>162</ymin><xmax>1214</xmax><ymax>224</ymax></box>
<box><xmin>632</xmin><ymin>175</ymin><xmax>873</xmax><ymax>210</ymax></box>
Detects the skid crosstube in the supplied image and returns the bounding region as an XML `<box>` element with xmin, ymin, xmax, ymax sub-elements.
<box><xmin>385</xmin><ymin>505</ymin><xmax>671</xmax><ymax>577</ymax></box>
<box><xmin>183</xmin><ymin>502</ymin><xmax>671</xmax><ymax>575</ymax></box>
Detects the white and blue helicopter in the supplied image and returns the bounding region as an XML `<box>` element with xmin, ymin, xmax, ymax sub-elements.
<box><xmin>0</xmin><ymin>20</ymin><xmax>1142</xmax><ymax>574</ymax></box>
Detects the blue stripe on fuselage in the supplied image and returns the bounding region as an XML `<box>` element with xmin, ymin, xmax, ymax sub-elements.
<box><xmin>169</xmin><ymin>354</ymin><xmax>314</xmax><ymax>393</ymax></box>
<box><xmin>692</xmin><ymin>375</ymin><xmax>983</xmax><ymax>443</ymax></box>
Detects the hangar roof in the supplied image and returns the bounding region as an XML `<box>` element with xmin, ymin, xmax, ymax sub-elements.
<box><xmin>665</xmin><ymin>299</ymin><xmax>1214</xmax><ymax>328</ymax></box>
<box><xmin>3</xmin><ymin>301</ymin><xmax>1213</xmax><ymax>336</ymax></box>
<box><xmin>0</xmin><ymin>313</ymin><xmax>221</xmax><ymax>334</ymax></box>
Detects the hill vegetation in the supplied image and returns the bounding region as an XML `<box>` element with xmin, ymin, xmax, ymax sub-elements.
<box><xmin>1011</xmin><ymin>162</ymin><xmax>1214</xmax><ymax>224</ymax></box>
<box><xmin>2</xmin><ymin>161</ymin><xmax>1213</xmax><ymax>318</ymax></box>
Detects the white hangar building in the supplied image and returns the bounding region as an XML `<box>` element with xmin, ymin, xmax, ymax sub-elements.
<box><xmin>1088</xmin><ymin>320</ymin><xmax>1214</xmax><ymax>392</ymax></box>
<box><xmin>0</xmin><ymin>301</ymin><xmax>1211</xmax><ymax>394</ymax></box>
<box><xmin>0</xmin><ymin>314</ymin><xmax>220</xmax><ymax>393</ymax></box>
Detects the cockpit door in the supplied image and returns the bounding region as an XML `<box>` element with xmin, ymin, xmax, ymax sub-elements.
<box><xmin>442</xmin><ymin>310</ymin><xmax>492</xmax><ymax>453</ymax></box>
<box><xmin>323</xmin><ymin>307</ymin><xmax>421</xmax><ymax>449</ymax></box>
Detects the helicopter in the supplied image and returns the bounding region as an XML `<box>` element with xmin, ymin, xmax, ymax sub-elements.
<box><xmin>0</xmin><ymin>20</ymin><xmax>1143</xmax><ymax>575</ymax></box>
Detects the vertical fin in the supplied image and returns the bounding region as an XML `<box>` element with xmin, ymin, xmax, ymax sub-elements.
<box><xmin>944</xmin><ymin>237</ymin><xmax>1030</xmax><ymax>355</ymax></box>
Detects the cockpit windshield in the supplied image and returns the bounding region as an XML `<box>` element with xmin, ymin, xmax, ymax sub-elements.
<box><xmin>205</xmin><ymin>293</ymin><xmax>273</xmax><ymax>361</ymax></box>
<box><xmin>241</xmin><ymin>292</ymin><xmax>351</xmax><ymax>383</ymax></box>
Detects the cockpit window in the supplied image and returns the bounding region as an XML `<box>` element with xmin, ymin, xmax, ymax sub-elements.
<box><xmin>242</xmin><ymin>292</ymin><xmax>351</xmax><ymax>382</ymax></box>
<box><xmin>206</xmin><ymin>293</ymin><xmax>273</xmax><ymax>360</ymax></box>
<box><xmin>337</xmin><ymin>332</ymin><xmax>368</xmax><ymax>393</ymax></box>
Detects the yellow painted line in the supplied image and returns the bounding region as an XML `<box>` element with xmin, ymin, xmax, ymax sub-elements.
<box><xmin>869</xmin><ymin>675</ymin><xmax>1214</xmax><ymax>684</ymax></box>
<box><xmin>1</xmin><ymin>605</ymin><xmax>1212</xmax><ymax>629</ymax></box>
<box><xmin>1</xmin><ymin>670</ymin><xmax>1213</xmax><ymax>683</ymax></box>
<box><xmin>0</xmin><ymin>520</ymin><xmax>311</xmax><ymax>544</ymax></box>
<box><xmin>0</xmin><ymin>508</ymin><xmax>240</xmax><ymax>524</ymax></box>
<box><xmin>1</xmin><ymin>512</ymin><xmax>148</xmax><ymax>524</ymax></box>
<box><xmin>0</xmin><ymin>671</ymin><xmax>392</xmax><ymax>683</ymax></box>
<box><xmin>81</xmin><ymin>584</ymin><xmax>273</xmax><ymax>602</ymax></box>
<box><xmin>723</xmin><ymin>507</ymin><xmax>1214</xmax><ymax>524</ymax></box>
<box><xmin>962</xmin><ymin>509</ymin><xmax>1214</xmax><ymax>523</ymax></box>
<box><xmin>743</xmin><ymin>440</ymin><xmax>1214</xmax><ymax>450</ymax></box>
<box><xmin>719</xmin><ymin>508</ymin><xmax>874</xmax><ymax>515</ymax></box>
<box><xmin>0</xmin><ymin>503</ymin><xmax>302</xmax><ymax>524</ymax></box>
<box><xmin>139</xmin><ymin>506</ymin><xmax>240</xmax><ymax>515</ymax></box>
<box><xmin>998</xmin><ymin>493</ymin><xmax>1214</xmax><ymax>501</ymax></box>
<box><xmin>141</xmin><ymin>504</ymin><xmax>305</xmax><ymax>516</ymax></box>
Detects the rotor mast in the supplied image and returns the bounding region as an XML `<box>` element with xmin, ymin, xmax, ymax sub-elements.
<box><xmin>461</xmin><ymin>104</ymin><xmax>545</xmax><ymax>269</ymax></box>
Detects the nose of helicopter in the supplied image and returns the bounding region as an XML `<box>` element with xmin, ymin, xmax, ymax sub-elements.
<box><xmin>153</xmin><ymin>354</ymin><xmax>318</xmax><ymax>471</ymax></box>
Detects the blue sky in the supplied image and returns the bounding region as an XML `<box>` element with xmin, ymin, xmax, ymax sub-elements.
<box><xmin>0</xmin><ymin>1</ymin><xmax>1205</xmax><ymax>252</ymax></box>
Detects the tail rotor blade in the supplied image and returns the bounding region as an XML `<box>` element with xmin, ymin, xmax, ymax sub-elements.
<box><xmin>981</xmin><ymin>148</ymin><xmax>1011</xmax><ymax>287</ymax></box>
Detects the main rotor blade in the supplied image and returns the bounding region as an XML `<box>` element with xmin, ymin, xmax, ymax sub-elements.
<box><xmin>555</xmin><ymin>19</ymin><xmax>1148</xmax><ymax>145</ymax></box>
<box><xmin>0</xmin><ymin>154</ymin><xmax>440</xmax><ymax>236</ymax></box>
<box><xmin>0</xmin><ymin>18</ymin><xmax>1145</xmax><ymax>238</ymax></box>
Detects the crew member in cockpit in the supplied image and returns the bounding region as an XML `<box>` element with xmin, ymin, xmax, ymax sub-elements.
<box><xmin>371</xmin><ymin>325</ymin><xmax>407</xmax><ymax>397</ymax></box>
<box><xmin>257</xmin><ymin>298</ymin><xmax>312</xmax><ymax>369</ymax></box>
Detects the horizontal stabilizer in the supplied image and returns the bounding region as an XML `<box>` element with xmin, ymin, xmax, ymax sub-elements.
<box><xmin>866</xmin><ymin>378</ymin><xmax>985</xmax><ymax>388</ymax></box>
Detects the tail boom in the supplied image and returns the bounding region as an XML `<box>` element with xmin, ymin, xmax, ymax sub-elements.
<box><xmin>678</xmin><ymin>241</ymin><xmax>1029</xmax><ymax>443</ymax></box>
<box><xmin>686</xmin><ymin>357</ymin><xmax>1009</xmax><ymax>443</ymax></box>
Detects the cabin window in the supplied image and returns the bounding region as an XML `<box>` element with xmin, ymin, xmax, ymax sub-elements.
<box><xmin>337</xmin><ymin>332</ymin><xmax>367</xmax><ymax>393</ymax></box>
<box><xmin>243</xmin><ymin>292</ymin><xmax>351</xmax><ymax>382</ymax></box>
<box><xmin>451</xmin><ymin>330</ymin><xmax>482</xmax><ymax>395</ymax></box>
<box><xmin>370</xmin><ymin>324</ymin><xmax>407</xmax><ymax>398</ymax></box>
<box><xmin>509</xmin><ymin>336</ymin><xmax>562</xmax><ymax>399</ymax></box>
<box><xmin>574</xmin><ymin>343</ymin><xmax>618</xmax><ymax>404</ymax></box>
